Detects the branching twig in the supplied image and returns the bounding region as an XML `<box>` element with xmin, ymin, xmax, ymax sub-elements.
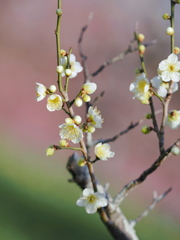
<box><xmin>130</xmin><ymin>187</ymin><xmax>172</xmax><ymax>227</ymax></box>
<box><xmin>113</xmin><ymin>139</ymin><xmax>180</xmax><ymax>206</ymax></box>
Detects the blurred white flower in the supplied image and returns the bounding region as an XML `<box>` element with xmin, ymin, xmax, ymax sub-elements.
<box><xmin>59</xmin><ymin>123</ymin><xmax>83</xmax><ymax>144</ymax></box>
<box><xmin>129</xmin><ymin>73</ymin><xmax>150</xmax><ymax>104</ymax></box>
<box><xmin>36</xmin><ymin>83</ymin><xmax>46</xmax><ymax>102</ymax></box>
<box><xmin>60</xmin><ymin>54</ymin><xmax>83</xmax><ymax>78</ymax></box>
<box><xmin>82</xmin><ymin>82</ymin><xmax>97</xmax><ymax>95</ymax></box>
<box><xmin>151</xmin><ymin>76</ymin><xmax>178</xmax><ymax>97</ymax></box>
<box><xmin>166</xmin><ymin>110</ymin><xmax>180</xmax><ymax>129</ymax></box>
<box><xmin>47</xmin><ymin>94</ymin><xmax>63</xmax><ymax>111</ymax></box>
<box><xmin>94</xmin><ymin>143</ymin><xmax>115</xmax><ymax>160</ymax></box>
<box><xmin>76</xmin><ymin>188</ymin><xmax>108</xmax><ymax>214</ymax></box>
<box><xmin>158</xmin><ymin>53</ymin><xmax>180</xmax><ymax>82</ymax></box>
<box><xmin>87</xmin><ymin>106</ymin><xmax>103</xmax><ymax>128</ymax></box>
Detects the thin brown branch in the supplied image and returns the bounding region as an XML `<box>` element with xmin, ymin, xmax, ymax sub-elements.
<box><xmin>130</xmin><ymin>187</ymin><xmax>172</xmax><ymax>227</ymax></box>
<box><xmin>90</xmin><ymin>39</ymin><xmax>157</xmax><ymax>78</ymax></box>
<box><xmin>113</xmin><ymin>139</ymin><xmax>180</xmax><ymax>206</ymax></box>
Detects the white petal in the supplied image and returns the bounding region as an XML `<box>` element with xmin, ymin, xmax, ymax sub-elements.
<box><xmin>151</xmin><ymin>76</ymin><xmax>161</xmax><ymax>88</ymax></box>
<box><xmin>172</xmin><ymin>82</ymin><xmax>178</xmax><ymax>93</ymax></box>
<box><xmin>76</xmin><ymin>198</ymin><xmax>87</xmax><ymax>207</ymax></box>
<box><xmin>168</xmin><ymin>53</ymin><xmax>178</xmax><ymax>64</ymax></box>
<box><xmin>157</xmin><ymin>86</ymin><xmax>167</xmax><ymax>97</ymax></box>
<box><xmin>170</xmin><ymin>72</ymin><xmax>180</xmax><ymax>82</ymax></box>
<box><xmin>83</xmin><ymin>188</ymin><xmax>94</xmax><ymax>197</ymax></box>
<box><xmin>70</xmin><ymin>54</ymin><xmax>76</xmax><ymax>62</ymax></box>
<box><xmin>159</xmin><ymin>60</ymin><xmax>168</xmax><ymax>71</ymax></box>
<box><xmin>85</xmin><ymin>204</ymin><xmax>97</xmax><ymax>214</ymax></box>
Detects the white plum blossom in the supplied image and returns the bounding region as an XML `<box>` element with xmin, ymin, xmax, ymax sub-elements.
<box><xmin>158</xmin><ymin>53</ymin><xmax>180</xmax><ymax>82</ymax></box>
<box><xmin>166</xmin><ymin>110</ymin><xmax>180</xmax><ymax>129</ymax></box>
<box><xmin>151</xmin><ymin>76</ymin><xmax>178</xmax><ymax>97</ymax></box>
<box><xmin>94</xmin><ymin>143</ymin><xmax>115</xmax><ymax>160</ymax></box>
<box><xmin>82</xmin><ymin>82</ymin><xmax>97</xmax><ymax>95</ymax></box>
<box><xmin>129</xmin><ymin>73</ymin><xmax>151</xmax><ymax>104</ymax></box>
<box><xmin>36</xmin><ymin>83</ymin><xmax>47</xmax><ymax>102</ymax></box>
<box><xmin>47</xmin><ymin>94</ymin><xmax>63</xmax><ymax>112</ymax></box>
<box><xmin>60</xmin><ymin>54</ymin><xmax>83</xmax><ymax>78</ymax></box>
<box><xmin>87</xmin><ymin>106</ymin><xmax>103</xmax><ymax>128</ymax></box>
<box><xmin>76</xmin><ymin>188</ymin><xmax>108</xmax><ymax>214</ymax></box>
<box><xmin>59</xmin><ymin>123</ymin><xmax>83</xmax><ymax>144</ymax></box>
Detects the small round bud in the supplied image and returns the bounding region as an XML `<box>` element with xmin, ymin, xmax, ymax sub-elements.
<box><xmin>65</xmin><ymin>69</ymin><xmax>72</xmax><ymax>77</ymax></box>
<box><xmin>74</xmin><ymin>115</ymin><xmax>82</xmax><ymax>125</ymax></box>
<box><xmin>56</xmin><ymin>65</ymin><xmax>64</xmax><ymax>73</ymax></box>
<box><xmin>135</xmin><ymin>68</ymin><xmax>141</xmax><ymax>74</ymax></box>
<box><xmin>46</xmin><ymin>147</ymin><xmax>55</xmax><ymax>156</ymax></box>
<box><xmin>59</xmin><ymin>139</ymin><xmax>69</xmax><ymax>147</ymax></box>
<box><xmin>171</xmin><ymin>146</ymin><xmax>180</xmax><ymax>155</ymax></box>
<box><xmin>173</xmin><ymin>47</ymin><xmax>180</xmax><ymax>55</ymax></box>
<box><xmin>162</xmin><ymin>13</ymin><xmax>170</xmax><ymax>20</ymax></box>
<box><xmin>137</xmin><ymin>33</ymin><xmax>145</xmax><ymax>42</ymax></box>
<box><xmin>87</xmin><ymin>125</ymin><xmax>96</xmax><ymax>133</ymax></box>
<box><xmin>166</xmin><ymin>27</ymin><xmax>174</xmax><ymax>35</ymax></box>
<box><xmin>141</xmin><ymin>125</ymin><xmax>151</xmax><ymax>134</ymax></box>
<box><xmin>83</xmin><ymin>94</ymin><xmax>91</xmax><ymax>102</ymax></box>
<box><xmin>65</xmin><ymin>118</ymin><xmax>74</xmax><ymax>124</ymax></box>
<box><xmin>56</xmin><ymin>9</ymin><xmax>62</xmax><ymax>16</ymax></box>
<box><xmin>77</xmin><ymin>158</ymin><xmax>86</xmax><ymax>167</ymax></box>
<box><xmin>139</xmin><ymin>45</ymin><xmax>146</xmax><ymax>54</ymax></box>
<box><xmin>49</xmin><ymin>85</ymin><xmax>56</xmax><ymax>93</ymax></box>
<box><xmin>75</xmin><ymin>97</ymin><xmax>83</xmax><ymax>107</ymax></box>
<box><xmin>145</xmin><ymin>113</ymin><xmax>152</xmax><ymax>119</ymax></box>
<box><xmin>60</xmin><ymin>49</ymin><xmax>66</xmax><ymax>56</ymax></box>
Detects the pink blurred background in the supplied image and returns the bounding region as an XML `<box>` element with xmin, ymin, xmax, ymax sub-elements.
<box><xmin>1</xmin><ymin>0</ymin><xmax>180</xmax><ymax>222</ymax></box>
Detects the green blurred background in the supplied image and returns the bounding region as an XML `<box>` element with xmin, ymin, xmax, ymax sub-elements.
<box><xmin>1</xmin><ymin>0</ymin><xmax>180</xmax><ymax>239</ymax></box>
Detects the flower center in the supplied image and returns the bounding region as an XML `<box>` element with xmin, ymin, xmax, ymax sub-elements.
<box><xmin>49</xmin><ymin>97</ymin><xmax>60</xmax><ymax>107</ymax></box>
<box><xmin>87</xmin><ymin>194</ymin><xmax>97</xmax><ymax>203</ymax></box>
<box><xmin>137</xmin><ymin>80</ymin><xmax>148</xmax><ymax>93</ymax></box>
<box><xmin>168</xmin><ymin>65</ymin><xmax>175</xmax><ymax>72</ymax></box>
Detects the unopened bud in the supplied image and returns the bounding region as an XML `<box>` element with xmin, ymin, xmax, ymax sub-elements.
<box><xmin>60</xmin><ymin>49</ymin><xmax>66</xmax><ymax>56</ymax></box>
<box><xmin>137</xmin><ymin>34</ymin><xmax>145</xmax><ymax>42</ymax></box>
<box><xmin>56</xmin><ymin>65</ymin><xmax>64</xmax><ymax>73</ymax></box>
<box><xmin>141</xmin><ymin>125</ymin><xmax>151</xmax><ymax>134</ymax></box>
<box><xmin>166</xmin><ymin>27</ymin><xmax>174</xmax><ymax>35</ymax></box>
<box><xmin>65</xmin><ymin>118</ymin><xmax>74</xmax><ymax>124</ymax></box>
<box><xmin>162</xmin><ymin>13</ymin><xmax>170</xmax><ymax>20</ymax></box>
<box><xmin>49</xmin><ymin>85</ymin><xmax>56</xmax><ymax>93</ymax></box>
<box><xmin>59</xmin><ymin>140</ymin><xmax>69</xmax><ymax>147</ymax></box>
<box><xmin>83</xmin><ymin>94</ymin><xmax>91</xmax><ymax>102</ymax></box>
<box><xmin>75</xmin><ymin>97</ymin><xmax>83</xmax><ymax>107</ymax></box>
<box><xmin>77</xmin><ymin>158</ymin><xmax>86</xmax><ymax>167</ymax></box>
<box><xmin>171</xmin><ymin>146</ymin><xmax>180</xmax><ymax>155</ymax></box>
<box><xmin>65</xmin><ymin>69</ymin><xmax>72</xmax><ymax>76</ymax></box>
<box><xmin>174</xmin><ymin>47</ymin><xmax>180</xmax><ymax>55</ymax></box>
<box><xmin>139</xmin><ymin>45</ymin><xmax>146</xmax><ymax>54</ymax></box>
<box><xmin>46</xmin><ymin>147</ymin><xmax>55</xmax><ymax>156</ymax></box>
<box><xmin>56</xmin><ymin>9</ymin><xmax>62</xmax><ymax>16</ymax></box>
<box><xmin>74</xmin><ymin>115</ymin><xmax>82</xmax><ymax>125</ymax></box>
<box><xmin>87</xmin><ymin>125</ymin><xmax>96</xmax><ymax>133</ymax></box>
<box><xmin>145</xmin><ymin>113</ymin><xmax>152</xmax><ymax>119</ymax></box>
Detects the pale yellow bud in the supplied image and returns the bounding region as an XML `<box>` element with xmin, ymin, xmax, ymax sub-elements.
<box><xmin>166</xmin><ymin>27</ymin><xmax>174</xmax><ymax>35</ymax></box>
<box><xmin>75</xmin><ymin>97</ymin><xmax>83</xmax><ymax>107</ymax></box>
<box><xmin>174</xmin><ymin>47</ymin><xmax>180</xmax><ymax>55</ymax></box>
<box><xmin>56</xmin><ymin>9</ymin><xmax>62</xmax><ymax>16</ymax></box>
<box><xmin>46</xmin><ymin>147</ymin><xmax>55</xmax><ymax>156</ymax></box>
<box><xmin>162</xmin><ymin>13</ymin><xmax>170</xmax><ymax>20</ymax></box>
<box><xmin>83</xmin><ymin>95</ymin><xmax>91</xmax><ymax>102</ymax></box>
<box><xmin>49</xmin><ymin>85</ymin><xmax>56</xmax><ymax>93</ymax></box>
<box><xmin>87</xmin><ymin>125</ymin><xmax>96</xmax><ymax>133</ymax></box>
<box><xmin>77</xmin><ymin>158</ymin><xmax>86</xmax><ymax>167</ymax></box>
<box><xmin>141</xmin><ymin>125</ymin><xmax>151</xmax><ymax>134</ymax></box>
<box><xmin>56</xmin><ymin>65</ymin><xmax>64</xmax><ymax>73</ymax></box>
<box><xmin>60</xmin><ymin>49</ymin><xmax>66</xmax><ymax>56</ymax></box>
<box><xmin>74</xmin><ymin>115</ymin><xmax>82</xmax><ymax>125</ymax></box>
<box><xmin>65</xmin><ymin>118</ymin><xmax>74</xmax><ymax>124</ymax></box>
<box><xmin>137</xmin><ymin>34</ymin><xmax>145</xmax><ymax>42</ymax></box>
<box><xmin>59</xmin><ymin>139</ymin><xmax>68</xmax><ymax>147</ymax></box>
<box><xmin>139</xmin><ymin>45</ymin><xmax>146</xmax><ymax>54</ymax></box>
<box><xmin>65</xmin><ymin>69</ymin><xmax>72</xmax><ymax>76</ymax></box>
<box><xmin>171</xmin><ymin>146</ymin><xmax>180</xmax><ymax>155</ymax></box>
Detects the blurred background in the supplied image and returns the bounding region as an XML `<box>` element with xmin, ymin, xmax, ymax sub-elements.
<box><xmin>0</xmin><ymin>0</ymin><xmax>180</xmax><ymax>239</ymax></box>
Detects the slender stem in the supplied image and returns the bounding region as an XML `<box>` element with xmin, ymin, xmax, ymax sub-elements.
<box><xmin>170</xmin><ymin>0</ymin><xmax>175</xmax><ymax>53</ymax></box>
<box><xmin>55</xmin><ymin>0</ymin><xmax>63</xmax><ymax>92</ymax></box>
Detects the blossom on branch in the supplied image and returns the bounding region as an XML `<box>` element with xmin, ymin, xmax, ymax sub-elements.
<box><xmin>36</xmin><ymin>83</ymin><xmax>47</xmax><ymax>102</ymax></box>
<box><xmin>47</xmin><ymin>94</ymin><xmax>63</xmax><ymax>111</ymax></box>
<box><xmin>87</xmin><ymin>106</ymin><xmax>103</xmax><ymax>128</ymax></box>
<box><xmin>158</xmin><ymin>53</ymin><xmax>180</xmax><ymax>82</ymax></box>
<box><xmin>94</xmin><ymin>143</ymin><xmax>115</xmax><ymax>160</ymax></box>
<box><xmin>81</xmin><ymin>82</ymin><xmax>97</xmax><ymax>95</ymax></box>
<box><xmin>129</xmin><ymin>73</ymin><xmax>151</xmax><ymax>104</ymax></box>
<box><xmin>59</xmin><ymin>123</ymin><xmax>83</xmax><ymax>144</ymax></box>
<box><xmin>60</xmin><ymin>54</ymin><xmax>83</xmax><ymax>78</ymax></box>
<box><xmin>151</xmin><ymin>76</ymin><xmax>178</xmax><ymax>97</ymax></box>
<box><xmin>76</xmin><ymin>188</ymin><xmax>108</xmax><ymax>214</ymax></box>
<box><xmin>166</xmin><ymin>110</ymin><xmax>180</xmax><ymax>129</ymax></box>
